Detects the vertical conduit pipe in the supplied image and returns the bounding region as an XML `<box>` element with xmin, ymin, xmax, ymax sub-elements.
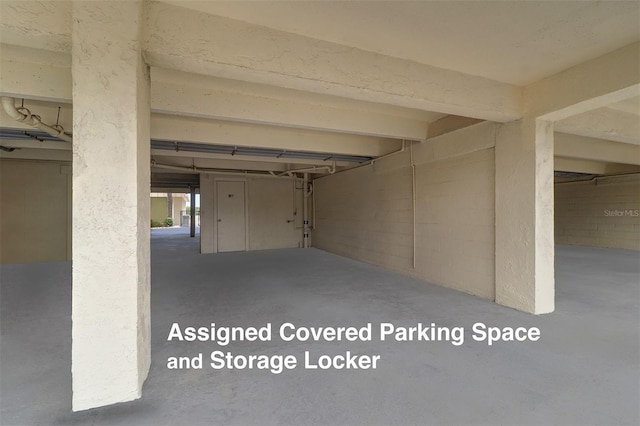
<box><xmin>312</xmin><ymin>177</ymin><xmax>317</xmax><ymax>233</ymax></box>
<box><xmin>411</xmin><ymin>142</ymin><xmax>416</xmax><ymax>269</ymax></box>
<box><xmin>303</xmin><ymin>172</ymin><xmax>311</xmax><ymax>248</ymax></box>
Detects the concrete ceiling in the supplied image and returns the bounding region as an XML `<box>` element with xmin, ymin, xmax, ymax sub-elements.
<box><xmin>0</xmin><ymin>1</ymin><xmax>72</xmax><ymax>52</ymax></box>
<box><xmin>161</xmin><ymin>0</ymin><xmax>640</xmax><ymax>85</ymax></box>
<box><xmin>608</xmin><ymin>96</ymin><xmax>640</xmax><ymax>115</ymax></box>
<box><xmin>556</xmin><ymin>95</ymin><xmax>640</xmax><ymax>146</ymax></box>
<box><xmin>2</xmin><ymin>0</ymin><xmax>638</xmax><ymax>86</ymax></box>
<box><xmin>1</xmin><ymin>0</ymin><xmax>639</xmax><ymax>179</ymax></box>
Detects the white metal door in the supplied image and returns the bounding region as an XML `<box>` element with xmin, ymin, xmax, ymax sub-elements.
<box><xmin>249</xmin><ymin>179</ymin><xmax>298</xmax><ymax>250</ymax></box>
<box><xmin>217</xmin><ymin>181</ymin><xmax>246</xmax><ymax>252</ymax></box>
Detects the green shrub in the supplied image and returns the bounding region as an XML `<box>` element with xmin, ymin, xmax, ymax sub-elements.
<box><xmin>164</xmin><ymin>217</ymin><xmax>174</xmax><ymax>227</ymax></box>
<box><xmin>151</xmin><ymin>219</ymin><xmax>164</xmax><ymax>228</ymax></box>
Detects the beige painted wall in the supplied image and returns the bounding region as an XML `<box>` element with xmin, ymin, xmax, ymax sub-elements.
<box><xmin>314</xmin><ymin>153</ymin><xmax>414</xmax><ymax>271</ymax></box>
<box><xmin>0</xmin><ymin>158</ymin><xmax>71</xmax><ymax>264</ymax></box>
<box><xmin>150</xmin><ymin>194</ymin><xmax>188</xmax><ymax>225</ymax></box>
<box><xmin>314</xmin><ymin>122</ymin><xmax>496</xmax><ymax>299</ymax></box>
<box><xmin>555</xmin><ymin>174</ymin><xmax>640</xmax><ymax>250</ymax></box>
<box><xmin>414</xmin><ymin>148</ymin><xmax>495</xmax><ymax>298</ymax></box>
<box><xmin>150</xmin><ymin>197</ymin><xmax>167</xmax><ymax>224</ymax></box>
<box><xmin>200</xmin><ymin>174</ymin><xmax>303</xmax><ymax>253</ymax></box>
<box><xmin>172</xmin><ymin>196</ymin><xmax>184</xmax><ymax>224</ymax></box>
<box><xmin>150</xmin><ymin>195</ymin><xmax>187</xmax><ymax>225</ymax></box>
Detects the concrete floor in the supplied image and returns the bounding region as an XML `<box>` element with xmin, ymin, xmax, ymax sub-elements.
<box><xmin>1</xmin><ymin>228</ymin><xmax>638</xmax><ymax>425</ymax></box>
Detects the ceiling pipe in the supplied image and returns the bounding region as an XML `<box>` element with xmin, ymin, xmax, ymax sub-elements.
<box><xmin>152</xmin><ymin>161</ymin><xmax>302</xmax><ymax>180</ymax></box>
<box><xmin>324</xmin><ymin>139</ymin><xmax>413</xmax><ymax>178</ymax></box>
<box><xmin>371</xmin><ymin>140</ymin><xmax>406</xmax><ymax>166</ymax></box>
<box><xmin>1</xmin><ymin>97</ymin><xmax>72</xmax><ymax>143</ymax></box>
<box><xmin>278</xmin><ymin>161</ymin><xmax>336</xmax><ymax>177</ymax></box>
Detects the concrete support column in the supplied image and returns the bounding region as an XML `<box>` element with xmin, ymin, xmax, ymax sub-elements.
<box><xmin>190</xmin><ymin>186</ymin><xmax>196</xmax><ymax>237</ymax></box>
<box><xmin>495</xmin><ymin>118</ymin><xmax>555</xmax><ymax>314</ymax></box>
<box><xmin>200</xmin><ymin>174</ymin><xmax>214</xmax><ymax>253</ymax></box>
<box><xmin>71</xmin><ymin>0</ymin><xmax>151</xmax><ymax>411</ymax></box>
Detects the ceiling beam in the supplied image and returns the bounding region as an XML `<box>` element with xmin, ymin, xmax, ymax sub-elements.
<box><xmin>151</xmin><ymin>150</ymin><xmax>352</xmax><ymax>169</ymax></box>
<box><xmin>427</xmin><ymin>115</ymin><xmax>484</xmax><ymax>139</ymax></box>
<box><xmin>526</xmin><ymin>42</ymin><xmax>640</xmax><ymax>121</ymax></box>
<box><xmin>152</xmin><ymin>69</ymin><xmax>431</xmax><ymax>140</ymax></box>
<box><xmin>0</xmin><ymin>47</ymin><xmax>430</xmax><ymax>142</ymax></box>
<box><xmin>0</xmin><ymin>44</ymin><xmax>72</xmax><ymax>102</ymax></box>
<box><xmin>151</xmin><ymin>114</ymin><xmax>400</xmax><ymax>157</ymax></box>
<box><xmin>152</xmin><ymin>155</ymin><xmax>289</xmax><ymax>172</ymax></box>
<box><xmin>554</xmin><ymin>157</ymin><xmax>640</xmax><ymax>175</ymax></box>
<box><xmin>555</xmin><ymin>107</ymin><xmax>639</xmax><ymax>145</ymax></box>
<box><xmin>2</xmin><ymin>103</ymin><xmax>399</xmax><ymax>159</ymax></box>
<box><xmin>554</xmin><ymin>132</ymin><xmax>640</xmax><ymax>165</ymax></box>
<box><xmin>144</xmin><ymin>2</ymin><xmax>522</xmax><ymax>122</ymax></box>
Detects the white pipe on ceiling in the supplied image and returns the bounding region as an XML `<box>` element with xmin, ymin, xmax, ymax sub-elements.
<box><xmin>152</xmin><ymin>161</ymin><xmax>302</xmax><ymax>180</ymax></box>
<box><xmin>278</xmin><ymin>162</ymin><xmax>336</xmax><ymax>177</ymax></box>
<box><xmin>1</xmin><ymin>97</ymin><xmax>72</xmax><ymax>143</ymax></box>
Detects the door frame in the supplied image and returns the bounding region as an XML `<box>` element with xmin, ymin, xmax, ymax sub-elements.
<box><xmin>213</xmin><ymin>178</ymin><xmax>249</xmax><ymax>253</ymax></box>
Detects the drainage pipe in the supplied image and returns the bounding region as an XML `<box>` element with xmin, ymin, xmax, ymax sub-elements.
<box><xmin>328</xmin><ymin>140</ymin><xmax>410</xmax><ymax>177</ymax></box>
<box><xmin>1</xmin><ymin>97</ymin><xmax>72</xmax><ymax>143</ymax></box>
<box><xmin>410</xmin><ymin>142</ymin><xmax>416</xmax><ymax>269</ymax></box>
<box><xmin>312</xmin><ymin>178</ymin><xmax>317</xmax><ymax>231</ymax></box>
<box><xmin>303</xmin><ymin>172</ymin><xmax>311</xmax><ymax>248</ymax></box>
<box><xmin>152</xmin><ymin>162</ymin><xmax>302</xmax><ymax>180</ymax></box>
<box><xmin>371</xmin><ymin>140</ymin><xmax>406</xmax><ymax>166</ymax></box>
<box><xmin>279</xmin><ymin>162</ymin><xmax>336</xmax><ymax>177</ymax></box>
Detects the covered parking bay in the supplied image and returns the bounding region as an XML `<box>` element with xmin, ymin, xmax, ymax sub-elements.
<box><xmin>1</xmin><ymin>1</ymin><xmax>639</xmax><ymax>422</ymax></box>
<box><xmin>1</xmin><ymin>229</ymin><xmax>638</xmax><ymax>424</ymax></box>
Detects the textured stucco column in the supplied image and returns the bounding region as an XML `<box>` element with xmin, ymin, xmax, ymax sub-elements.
<box><xmin>71</xmin><ymin>1</ymin><xmax>151</xmax><ymax>411</ymax></box>
<box><xmin>495</xmin><ymin>118</ymin><xmax>555</xmax><ymax>314</ymax></box>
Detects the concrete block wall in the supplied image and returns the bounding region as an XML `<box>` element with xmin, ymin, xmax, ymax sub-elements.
<box><xmin>313</xmin><ymin>154</ymin><xmax>414</xmax><ymax>271</ymax></box>
<box><xmin>414</xmin><ymin>149</ymin><xmax>495</xmax><ymax>298</ymax></box>
<box><xmin>0</xmin><ymin>158</ymin><xmax>71</xmax><ymax>264</ymax></box>
<box><xmin>314</xmin><ymin>122</ymin><xmax>497</xmax><ymax>299</ymax></box>
<box><xmin>555</xmin><ymin>174</ymin><xmax>640</xmax><ymax>250</ymax></box>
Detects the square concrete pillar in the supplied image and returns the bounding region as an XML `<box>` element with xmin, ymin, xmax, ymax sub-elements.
<box><xmin>495</xmin><ymin>118</ymin><xmax>555</xmax><ymax>314</ymax></box>
<box><xmin>71</xmin><ymin>1</ymin><xmax>151</xmax><ymax>411</ymax></box>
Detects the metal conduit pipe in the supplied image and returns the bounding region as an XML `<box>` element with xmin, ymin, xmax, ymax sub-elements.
<box><xmin>303</xmin><ymin>172</ymin><xmax>311</xmax><ymax>248</ymax></box>
<box><xmin>1</xmin><ymin>97</ymin><xmax>72</xmax><ymax>143</ymax></box>
<box><xmin>278</xmin><ymin>161</ymin><xmax>336</xmax><ymax>177</ymax></box>
<box><xmin>152</xmin><ymin>162</ymin><xmax>303</xmax><ymax>180</ymax></box>
<box><xmin>327</xmin><ymin>139</ymin><xmax>411</xmax><ymax>177</ymax></box>
<box><xmin>410</xmin><ymin>142</ymin><xmax>416</xmax><ymax>269</ymax></box>
<box><xmin>370</xmin><ymin>140</ymin><xmax>406</xmax><ymax>166</ymax></box>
